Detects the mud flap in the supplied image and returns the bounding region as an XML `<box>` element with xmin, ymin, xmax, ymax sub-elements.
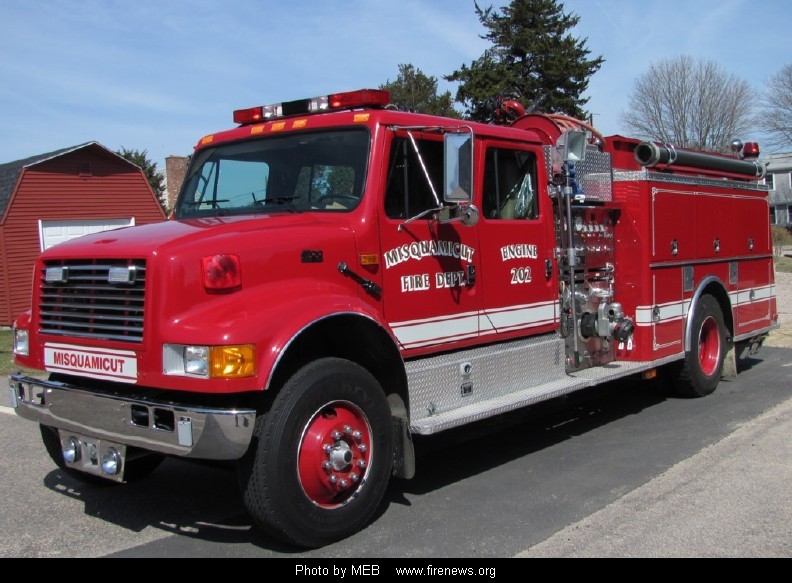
<box><xmin>722</xmin><ymin>343</ymin><xmax>738</xmax><ymax>381</ymax></box>
<box><xmin>391</xmin><ymin>415</ymin><xmax>415</xmax><ymax>479</ymax></box>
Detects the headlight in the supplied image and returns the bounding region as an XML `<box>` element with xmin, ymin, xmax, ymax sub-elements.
<box><xmin>13</xmin><ymin>329</ymin><xmax>29</xmax><ymax>356</ymax></box>
<box><xmin>184</xmin><ymin>345</ymin><xmax>209</xmax><ymax>376</ymax></box>
<box><xmin>163</xmin><ymin>344</ymin><xmax>256</xmax><ymax>379</ymax></box>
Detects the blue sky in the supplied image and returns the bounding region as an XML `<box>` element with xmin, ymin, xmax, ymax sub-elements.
<box><xmin>1</xmin><ymin>0</ymin><xmax>790</xmax><ymax>172</ymax></box>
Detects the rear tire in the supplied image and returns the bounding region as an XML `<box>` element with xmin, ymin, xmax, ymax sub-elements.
<box><xmin>671</xmin><ymin>294</ymin><xmax>727</xmax><ymax>397</ymax></box>
<box><xmin>239</xmin><ymin>357</ymin><xmax>393</xmax><ymax>548</ymax></box>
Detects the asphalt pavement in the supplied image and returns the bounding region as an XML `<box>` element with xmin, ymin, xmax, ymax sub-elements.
<box><xmin>3</xmin><ymin>351</ymin><xmax>791</xmax><ymax>558</ymax></box>
<box><xmin>518</xmin><ymin>387</ymin><xmax>792</xmax><ymax>557</ymax></box>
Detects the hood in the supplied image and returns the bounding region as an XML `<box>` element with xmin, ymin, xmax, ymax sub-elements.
<box><xmin>39</xmin><ymin>213</ymin><xmax>343</xmax><ymax>260</ymax></box>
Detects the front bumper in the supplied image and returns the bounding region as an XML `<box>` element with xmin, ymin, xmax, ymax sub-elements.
<box><xmin>9</xmin><ymin>374</ymin><xmax>256</xmax><ymax>460</ymax></box>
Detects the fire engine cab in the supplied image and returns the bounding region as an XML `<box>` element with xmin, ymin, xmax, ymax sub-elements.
<box><xmin>9</xmin><ymin>89</ymin><xmax>778</xmax><ymax>547</ymax></box>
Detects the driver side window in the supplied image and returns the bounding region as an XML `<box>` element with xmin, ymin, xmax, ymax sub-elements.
<box><xmin>385</xmin><ymin>136</ymin><xmax>443</xmax><ymax>219</ymax></box>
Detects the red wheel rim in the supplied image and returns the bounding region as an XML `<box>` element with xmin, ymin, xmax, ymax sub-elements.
<box><xmin>698</xmin><ymin>315</ymin><xmax>721</xmax><ymax>376</ymax></box>
<box><xmin>297</xmin><ymin>401</ymin><xmax>373</xmax><ymax>508</ymax></box>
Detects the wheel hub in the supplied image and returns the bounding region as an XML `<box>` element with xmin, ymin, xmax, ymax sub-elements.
<box><xmin>698</xmin><ymin>315</ymin><xmax>722</xmax><ymax>376</ymax></box>
<box><xmin>329</xmin><ymin>441</ymin><xmax>353</xmax><ymax>471</ymax></box>
<box><xmin>298</xmin><ymin>401</ymin><xmax>372</xmax><ymax>508</ymax></box>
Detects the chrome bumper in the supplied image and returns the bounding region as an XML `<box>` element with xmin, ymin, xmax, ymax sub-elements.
<box><xmin>9</xmin><ymin>374</ymin><xmax>256</xmax><ymax>460</ymax></box>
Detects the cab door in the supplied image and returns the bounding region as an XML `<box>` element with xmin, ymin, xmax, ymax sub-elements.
<box><xmin>477</xmin><ymin>142</ymin><xmax>559</xmax><ymax>339</ymax></box>
<box><xmin>379</xmin><ymin>131</ymin><xmax>481</xmax><ymax>354</ymax></box>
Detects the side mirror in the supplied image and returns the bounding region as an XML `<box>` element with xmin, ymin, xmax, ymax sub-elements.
<box><xmin>443</xmin><ymin>132</ymin><xmax>473</xmax><ymax>203</ymax></box>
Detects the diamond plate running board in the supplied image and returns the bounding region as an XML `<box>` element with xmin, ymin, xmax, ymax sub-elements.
<box><xmin>409</xmin><ymin>353</ymin><xmax>682</xmax><ymax>435</ymax></box>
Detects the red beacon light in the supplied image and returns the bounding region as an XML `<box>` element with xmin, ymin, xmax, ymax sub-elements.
<box><xmin>742</xmin><ymin>142</ymin><xmax>760</xmax><ymax>159</ymax></box>
<box><xmin>731</xmin><ymin>139</ymin><xmax>761</xmax><ymax>160</ymax></box>
<box><xmin>233</xmin><ymin>89</ymin><xmax>391</xmax><ymax>125</ymax></box>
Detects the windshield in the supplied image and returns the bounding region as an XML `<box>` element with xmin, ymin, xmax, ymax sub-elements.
<box><xmin>175</xmin><ymin>128</ymin><xmax>369</xmax><ymax>218</ymax></box>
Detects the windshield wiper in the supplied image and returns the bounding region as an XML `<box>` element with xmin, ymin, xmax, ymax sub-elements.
<box><xmin>264</xmin><ymin>195</ymin><xmax>300</xmax><ymax>203</ymax></box>
<box><xmin>261</xmin><ymin>195</ymin><xmax>303</xmax><ymax>212</ymax></box>
<box><xmin>183</xmin><ymin>199</ymin><xmax>229</xmax><ymax>207</ymax></box>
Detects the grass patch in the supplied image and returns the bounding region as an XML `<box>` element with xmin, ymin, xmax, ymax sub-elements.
<box><xmin>0</xmin><ymin>329</ymin><xmax>39</xmax><ymax>376</ymax></box>
<box><xmin>775</xmin><ymin>253</ymin><xmax>792</xmax><ymax>274</ymax></box>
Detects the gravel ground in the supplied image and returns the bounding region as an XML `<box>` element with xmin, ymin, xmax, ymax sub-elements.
<box><xmin>766</xmin><ymin>270</ymin><xmax>792</xmax><ymax>348</ymax></box>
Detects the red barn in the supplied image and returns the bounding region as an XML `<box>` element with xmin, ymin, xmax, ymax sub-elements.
<box><xmin>0</xmin><ymin>142</ymin><xmax>167</xmax><ymax>325</ymax></box>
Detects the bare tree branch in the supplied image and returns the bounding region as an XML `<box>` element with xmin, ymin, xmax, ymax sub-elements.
<box><xmin>621</xmin><ymin>56</ymin><xmax>753</xmax><ymax>152</ymax></box>
<box><xmin>757</xmin><ymin>63</ymin><xmax>792</xmax><ymax>150</ymax></box>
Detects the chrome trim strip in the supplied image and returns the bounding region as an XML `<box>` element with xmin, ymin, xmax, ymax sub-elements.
<box><xmin>649</xmin><ymin>254</ymin><xmax>774</xmax><ymax>269</ymax></box>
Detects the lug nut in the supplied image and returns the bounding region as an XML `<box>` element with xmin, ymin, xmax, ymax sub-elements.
<box><xmin>358</xmin><ymin>443</ymin><xmax>367</xmax><ymax>453</ymax></box>
<box><xmin>352</xmin><ymin>430</ymin><xmax>362</xmax><ymax>441</ymax></box>
<box><xmin>339</xmin><ymin>479</ymin><xmax>349</xmax><ymax>489</ymax></box>
<box><xmin>322</xmin><ymin>461</ymin><xmax>332</xmax><ymax>471</ymax></box>
<box><xmin>331</xmin><ymin>430</ymin><xmax>342</xmax><ymax>441</ymax></box>
<box><xmin>350</xmin><ymin>473</ymin><xmax>359</xmax><ymax>483</ymax></box>
<box><xmin>329</xmin><ymin>475</ymin><xmax>338</xmax><ymax>484</ymax></box>
<box><xmin>343</xmin><ymin>425</ymin><xmax>353</xmax><ymax>435</ymax></box>
<box><xmin>323</xmin><ymin>443</ymin><xmax>332</xmax><ymax>454</ymax></box>
<box><xmin>357</xmin><ymin>459</ymin><xmax>367</xmax><ymax>469</ymax></box>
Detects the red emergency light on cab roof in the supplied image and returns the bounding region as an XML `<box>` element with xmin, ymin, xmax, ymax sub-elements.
<box><xmin>233</xmin><ymin>106</ymin><xmax>264</xmax><ymax>125</ymax></box>
<box><xmin>233</xmin><ymin>89</ymin><xmax>391</xmax><ymax>125</ymax></box>
<box><xmin>328</xmin><ymin>89</ymin><xmax>390</xmax><ymax>109</ymax></box>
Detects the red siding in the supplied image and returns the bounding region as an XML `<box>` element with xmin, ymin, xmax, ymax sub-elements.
<box><xmin>0</xmin><ymin>147</ymin><xmax>166</xmax><ymax>324</ymax></box>
<box><xmin>0</xmin><ymin>229</ymin><xmax>10</xmax><ymax>323</ymax></box>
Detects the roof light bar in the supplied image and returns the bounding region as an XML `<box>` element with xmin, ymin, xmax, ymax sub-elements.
<box><xmin>233</xmin><ymin>89</ymin><xmax>390</xmax><ymax>125</ymax></box>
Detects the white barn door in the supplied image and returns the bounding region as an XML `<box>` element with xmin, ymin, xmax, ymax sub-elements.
<box><xmin>39</xmin><ymin>218</ymin><xmax>135</xmax><ymax>251</ymax></box>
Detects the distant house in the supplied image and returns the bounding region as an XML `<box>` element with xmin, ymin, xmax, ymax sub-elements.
<box><xmin>0</xmin><ymin>142</ymin><xmax>166</xmax><ymax>325</ymax></box>
<box><xmin>764</xmin><ymin>152</ymin><xmax>792</xmax><ymax>227</ymax></box>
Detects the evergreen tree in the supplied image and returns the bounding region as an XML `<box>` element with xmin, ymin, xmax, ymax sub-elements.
<box><xmin>117</xmin><ymin>147</ymin><xmax>167</xmax><ymax>212</ymax></box>
<box><xmin>446</xmin><ymin>0</ymin><xmax>603</xmax><ymax>122</ymax></box>
<box><xmin>381</xmin><ymin>63</ymin><xmax>460</xmax><ymax>118</ymax></box>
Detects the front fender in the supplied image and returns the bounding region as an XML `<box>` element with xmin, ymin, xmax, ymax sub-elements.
<box><xmin>161</xmin><ymin>279</ymin><xmax>394</xmax><ymax>391</ymax></box>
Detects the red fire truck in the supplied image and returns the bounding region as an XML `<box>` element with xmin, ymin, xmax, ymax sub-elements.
<box><xmin>9</xmin><ymin>89</ymin><xmax>778</xmax><ymax>547</ymax></box>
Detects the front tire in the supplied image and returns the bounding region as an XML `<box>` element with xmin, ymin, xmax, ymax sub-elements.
<box><xmin>671</xmin><ymin>294</ymin><xmax>727</xmax><ymax>397</ymax></box>
<box><xmin>239</xmin><ymin>358</ymin><xmax>393</xmax><ymax>548</ymax></box>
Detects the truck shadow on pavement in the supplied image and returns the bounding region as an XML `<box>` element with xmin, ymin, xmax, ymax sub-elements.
<box><xmin>39</xmin><ymin>351</ymin><xmax>780</xmax><ymax>554</ymax></box>
<box><xmin>41</xmin><ymin>459</ymin><xmax>298</xmax><ymax>553</ymax></box>
<box><xmin>397</xmin><ymin>374</ymin><xmax>672</xmax><ymax>499</ymax></box>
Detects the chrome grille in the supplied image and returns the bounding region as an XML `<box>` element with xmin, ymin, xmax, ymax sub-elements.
<box><xmin>38</xmin><ymin>259</ymin><xmax>146</xmax><ymax>343</ymax></box>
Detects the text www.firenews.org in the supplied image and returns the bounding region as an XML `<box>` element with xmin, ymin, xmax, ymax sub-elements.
<box><xmin>295</xmin><ymin>565</ymin><xmax>496</xmax><ymax>578</ymax></box>
<box><xmin>395</xmin><ymin>566</ymin><xmax>496</xmax><ymax>578</ymax></box>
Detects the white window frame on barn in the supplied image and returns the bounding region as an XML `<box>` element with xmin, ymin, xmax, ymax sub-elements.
<box><xmin>38</xmin><ymin>218</ymin><xmax>135</xmax><ymax>251</ymax></box>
